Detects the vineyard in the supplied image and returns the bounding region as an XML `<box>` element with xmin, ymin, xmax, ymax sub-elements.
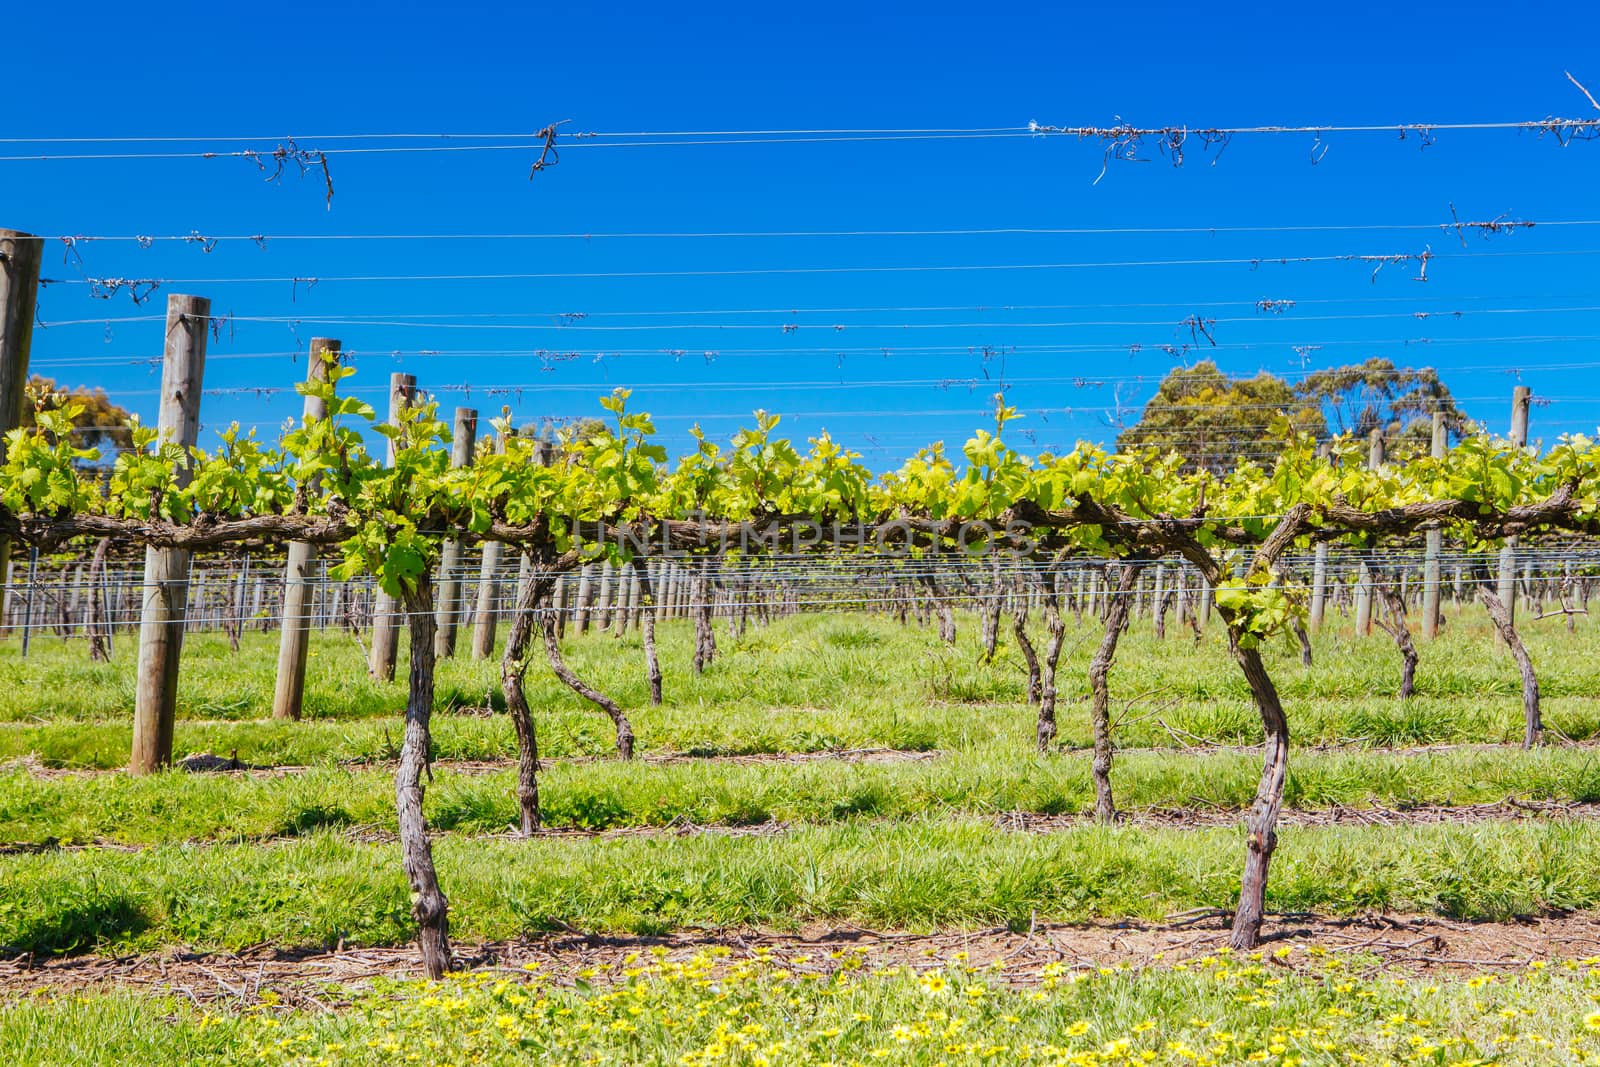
<box><xmin>6</xmin><ymin>298</ymin><xmax>1600</xmax><ymax>1060</ymax></box>
<box><xmin>7</xmin><ymin>9</ymin><xmax>1600</xmax><ymax>1061</ymax></box>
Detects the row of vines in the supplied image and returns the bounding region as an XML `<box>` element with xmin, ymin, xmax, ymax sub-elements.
<box><xmin>5</xmin><ymin>344</ymin><xmax>1600</xmax><ymax>975</ymax></box>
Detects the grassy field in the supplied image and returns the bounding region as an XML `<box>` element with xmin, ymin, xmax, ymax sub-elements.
<box><xmin>2</xmin><ymin>608</ymin><xmax>1598</xmax><ymax>768</ymax></box>
<box><xmin>4</xmin><ymin>743</ymin><xmax>1600</xmax><ymax>847</ymax></box>
<box><xmin>4</xmin><ymin>605</ymin><xmax>1600</xmax><ymax>1059</ymax></box>
<box><xmin>6</xmin><ymin>819</ymin><xmax>1600</xmax><ymax>954</ymax></box>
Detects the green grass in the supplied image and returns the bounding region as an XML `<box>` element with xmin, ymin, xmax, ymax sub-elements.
<box><xmin>7</xmin><ymin>952</ymin><xmax>1600</xmax><ymax>1065</ymax></box>
<box><xmin>4</xmin><ymin>744</ymin><xmax>1600</xmax><ymax>847</ymax></box>
<box><xmin>5</xmin><ymin>818</ymin><xmax>1600</xmax><ymax>955</ymax></box>
<box><xmin>2</xmin><ymin>609</ymin><xmax>1598</xmax><ymax>769</ymax></box>
<box><xmin>6</xmin><ymin>605</ymin><xmax>1600</xmax><ymax>1059</ymax></box>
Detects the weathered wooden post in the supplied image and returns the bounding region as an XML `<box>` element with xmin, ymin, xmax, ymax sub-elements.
<box><xmin>1308</xmin><ymin>442</ymin><xmax>1332</xmax><ymax>631</ymax></box>
<box><xmin>0</xmin><ymin>229</ymin><xmax>42</xmax><ymax>633</ymax></box>
<box><xmin>614</xmin><ymin>562</ymin><xmax>636</xmax><ymax>636</ymax></box>
<box><xmin>1421</xmin><ymin>412</ymin><xmax>1447</xmax><ymax>639</ymax></box>
<box><xmin>272</xmin><ymin>339</ymin><xmax>339</xmax><ymax>720</ymax></box>
<box><xmin>594</xmin><ymin>561</ymin><xmax>614</xmax><ymax>633</ymax></box>
<box><xmin>434</xmin><ymin>407</ymin><xmax>477</xmax><ymax>658</ymax></box>
<box><xmin>1497</xmin><ymin>386</ymin><xmax>1531</xmax><ymax>629</ymax></box>
<box><xmin>130</xmin><ymin>294</ymin><xmax>209</xmax><ymax>774</ymax></box>
<box><xmin>369</xmin><ymin>372</ymin><xmax>416</xmax><ymax>681</ymax></box>
<box><xmin>470</xmin><ymin>431</ymin><xmax>506</xmax><ymax>659</ymax></box>
<box><xmin>579</xmin><ymin>566</ymin><xmax>598</xmax><ymax>633</ymax></box>
<box><xmin>1353</xmin><ymin>429</ymin><xmax>1383</xmax><ymax>638</ymax></box>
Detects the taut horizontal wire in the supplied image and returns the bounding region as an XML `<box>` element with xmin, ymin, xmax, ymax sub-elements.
<box><xmin>43</xmin><ymin>246</ymin><xmax>1600</xmax><ymax>287</ymax></box>
<box><xmin>31</xmin><ymin>331</ymin><xmax>1600</xmax><ymax>370</ymax></box>
<box><xmin>23</xmin><ymin>219</ymin><xmax>1599</xmax><ymax>242</ymax></box>
<box><xmin>5</xmin><ymin>116</ymin><xmax>1600</xmax><ymax>160</ymax></box>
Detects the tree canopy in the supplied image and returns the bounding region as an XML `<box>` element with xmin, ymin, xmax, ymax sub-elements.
<box><xmin>1294</xmin><ymin>358</ymin><xmax>1474</xmax><ymax>457</ymax></box>
<box><xmin>1118</xmin><ymin>359</ymin><xmax>1472</xmax><ymax>470</ymax></box>
<box><xmin>1114</xmin><ymin>361</ymin><xmax>1325</xmax><ymax>474</ymax></box>
<box><xmin>22</xmin><ymin>376</ymin><xmax>135</xmax><ymax>466</ymax></box>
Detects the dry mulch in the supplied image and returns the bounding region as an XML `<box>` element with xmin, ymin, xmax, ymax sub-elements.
<box><xmin>4</xmin><ymin>910</ymin><xmax>1598</xmax><ymax>1003</ymax></box>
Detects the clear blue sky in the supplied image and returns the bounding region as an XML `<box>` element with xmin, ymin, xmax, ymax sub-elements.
<box><xmin>3</xmin><ymin>0</ymin><xmax>1598</xmax><ymax>467</ymax></box>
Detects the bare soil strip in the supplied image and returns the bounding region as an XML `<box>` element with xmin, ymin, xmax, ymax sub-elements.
<box><xmin>11</xmin><ymin>734</ymin><xmax>1600</xmax><ymax>779</ymax></box>
<box><xmin>4</xmin><ymin>911</ymin><xmax>1598</xmax><ymax>1003</ymax></box>
<box><xmin>0</xmin><ymin>746</ymin><xmax>942</xmax><ymax>779</ymax></box>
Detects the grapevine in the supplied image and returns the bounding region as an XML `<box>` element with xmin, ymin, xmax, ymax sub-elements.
<box><xmin>4</xmin><ymin>369</ymin><xmax>1599</xmax><ymax>968</ymax></box>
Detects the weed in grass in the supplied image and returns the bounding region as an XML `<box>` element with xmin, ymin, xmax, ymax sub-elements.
<box><xmin>10</xmin><ymin>954</ymin><xmax>1600</xmax><ymax>1065</ymax></box>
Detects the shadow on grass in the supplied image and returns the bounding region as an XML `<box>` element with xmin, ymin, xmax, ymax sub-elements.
<box><xmin>5</xmin><ymin>891</ymin><xmax>149</xmax><ymax>957</ymax></box>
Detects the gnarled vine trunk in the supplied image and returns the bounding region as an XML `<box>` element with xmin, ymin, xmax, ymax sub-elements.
<box><xmin>978</xmin><ymin>560</ymin><xmax>1005</xmax><ymax>664</ymax></box>
<box><xmin>1371</xmin><ymin>571</ymin><xmax>1418</xmax><ymax>699</ymax></box>
<box><xmin>1477</xmin><ymin>571</ymin><xmax>1540</xmax><ymax>748</ymax></box>
<box><xmin>1152</xmin><ymin>566</ymin><xmax>1168</xmax><ymax>640</ymax></box>
<box><xmin>630</xmin><ymin>557</ymin><xmax>663</xmax><ymax>705</ymax></box>
<box><xmin>1089</xmin><ymin>561</ymin><xmax>1140</xmax><ymax>824</ymax></box>
<box><xmin>1167</xmin><ymin>502</ymin><xmax>1310</xmax><ymax>950</ymax></box>
<box><xmin>499</xmin><ymin>555</ymin><xmax>553</xmax><ymax>835</ymax></box>
<box><xmin>1012</xmin><ymin>582</ymin><xmax>1041</xmax><ymax>705</ymax></box>
<box><xmin>543</xmin><ymin>596</ymin><xmax>635</xmax><ymax>759</ymax></box>
<box><xmin>1036</xmin><ymin>570</ymin><xmax>1067</xmax><ymax>751</ymax></box>
<box><xmin>224</xmin><ymin>555</ymin><xmax>248</xmax><ymax>654</ymax></box>
<box><xmin>919</xmin><ymin>573</ymin><xmax>956</xmax><ymax>644</ymax></box>
<box><xmin>1223</xmin><ymin>636</ymin><xmax>1290</xmax><ymax>950</ymax></box>
<box><xmin>398</xmin><ymin>576</ymin><xmax>454</xmax><ymax>979</ymax></box>
<box><xmin>86</xmin><ymin>536</ymin><xmax>111</xmax><ymax>662</ymax></box>
<box><xmin>1291</xmin><ymin>617</ymin><xmax>1313</xmax><ymax>668</ymax></box>
<box><xmin>692</xmin><ymin>558</ymin><xmax>718</xmax><ymax>673</ymax></box>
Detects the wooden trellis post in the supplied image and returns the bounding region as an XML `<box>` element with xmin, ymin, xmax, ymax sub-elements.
<box><xmin>0</xmin><ymin>229</ymin><xmax>41</xmax><ymax>636</ymax></box>
<box><xmin>1497</xmin><ymin>386</ymin><xmax>1531</xmax><ymax>630</ymax></box>
<box><xmin>434</xmin><ymin>407</ymin><xmax>477</xmax><ymax>658</ymax></box>
<box><xmin>369</xmin><ymin>372</ymin><xmax>417</xmax><ymax>681</ymax></box>
<box><xmin>470</xmin><ymin>431</ymin><xmax>507</xmax><ymax>659</ymax></box>
<box><xmin>131</xmin><ymin>294</ymin><xmax>209</xmax><ymax>774</ymax></box>
<box><xmin>1353</xmin><ymin>429</ymin><xmax>1384</xmax><ymax>638</ymax></box>
<box><xmin>1421</xmin><ymin>412</ymin><xmax>1447</xmax><ymax>638</ymax></box>
<box><xmin>272</xmin><ymin>339</ymin><xmax>339</xmax><ymax>720</ymax></box>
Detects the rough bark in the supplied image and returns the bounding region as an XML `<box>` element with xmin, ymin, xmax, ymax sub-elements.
<box><xmin>397</xmin><ymin>577</ymin><xmax>453</xmax><ymax>979</ymax></box>
<box><xmin>85</xmin><ymin>537</ymin><xmax>111</xmax><ymax>662</ymax></box>
<box><xmin>1478</xmin><ymin>575</ymin><xmax>1541</xmax><ymax>748</ymax></box>
<box><xmin>1158</xmin><ymin>503</ymin><xmax>1311</xmax><ymax>950</ymax></box>
<box><xmin>1089</xmin><ymin>562</ymin><xmax>1140</xmax><ymax>824</ymax></box>
<box><xmin>918</xmin><ymin>573</ymin><xmax>956</xmax><ymax>644</ymax></box>
<box><xmin>1559</xmin><ymin>569</ymin><xmax>1578</xmax><ymax>633</ymax></box>
<box><xmin>631</xmin><ymin>558</ymin><xmax>663</xmax><ymax>705</ymax></box>
<box><xmin>1012</xmin><ymin>587</ymin><xmax>1041</xmax><ymax>705</ymax></box>
<box><xmin>1292</xmin><ymin>617</ymin><xmax>1313</xmax><ymax>667</ymax></box>
<box><xmin>1372</xmin><ymin>572</ymin><xmax>1419</xmax><ymax>699</ymax></box>
<box><xmin>1037</xmin><ymin>571</ymin><xmax>1067</xmax><ymax>751</ymax></box>
<box><xmin>499</xmin><ymin>555</ymin><xmax>552</xmax><ymax>835</ymax></box>
<box><xmin>978</xmin><ymin>562</ymin><xmax>1004</xmax><ymax>664</ymax></box>
<box><xmin>691</xmin><ymin>559</ymin><xmax>718</xmax><ymax>674</ymax></box>
<box><xmin>1224</xmin><ymin>636</ymin><xmax>1290</xmax><ymax>950</ymax></box>
<box><xmin>731</xmin><ymin>575</ymin><xmax>748</xmax><ymax>640</ymax></box>
<box><xmin>543</xmin><ymin>597</ymin><xmax>635</xmax><ymax>759</ymax></box>
<box><xmin>225</xmin><ymin>556</ymin><xmax>248</xmax><ymax>654</ymax></box>
<box><xmin>1179</xmin><ymin>584</ymin><xmax>1203</xmax><ymax>642</ymax></box>
<box><xmin>1152</xmin><ymin>567</ymin><xmax>1169</xmax><ymax>640</ymax></box>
